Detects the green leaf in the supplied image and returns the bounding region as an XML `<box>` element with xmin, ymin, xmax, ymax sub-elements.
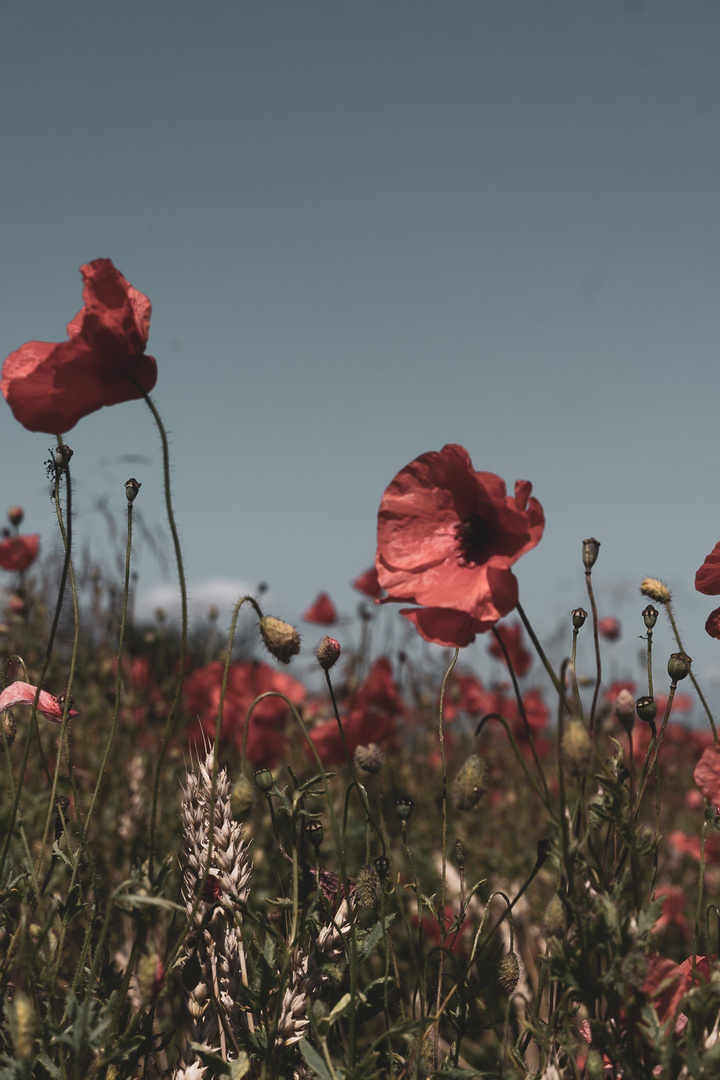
<box><xmin>299</xmin><ymin>1038</ymin><xmax>334</xmax><ymax>1080</ymax></box>
<box><xmin>229</xmin><ymin>1052</ymin><xmax>251</xmax><ymax>1079</ymax></box>
<box><xmin>358</xmin><ymin>913</ymin><xmax>395</xmax><ymax>965</ymax></box>
<box><xmin>326</xmin><ymin>992</ymin><xmax>352</xmax><ymax>1024</ymax></box>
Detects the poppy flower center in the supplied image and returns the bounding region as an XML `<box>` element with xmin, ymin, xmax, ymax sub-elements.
<box><xmin>454</xmin><ymin>513</ymin><xmax>493</xmax><ymax>567</ymax></box>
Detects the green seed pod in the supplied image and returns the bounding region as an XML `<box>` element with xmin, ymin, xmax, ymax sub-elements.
<box><xmin>582</xmin><ymin>537</ymin><xmax>601</xmax><ymax>571</ymax></box>
<box><xmin>642</xmin><ymin>604</ymin><xmax>659</xmax><ymax>630</ymax></box>
<box><xmin>497</xmin><ymin>951</ymin><xmax>520</xmax><ymax>993</ymax></box>
<box><xmin>395</xmin><ymin>797</ymin><xmax>414</xmax><ymax>822</ymax></box>
<box><xmin>668</xmin><ymin>652</ymin><xmax>692</xmax><ymax>683</ymax></box>
<box><xmin>231</xmin><ymin>775</ymin><xmax>254</xmax><ymax>820</ymax></box>
<box><xmin>451</xmin><ymin>754</ymin><xmax>486</xmax><ymax>812</ymax></box>
<box><xmin>306</xmin><ymin>820</ymin><xmax>324</xmax><ymax>851</ymax></box>
<box><xmin>355</xmin><ymin>863</ymin><xmax>381</xmax><ymax>908</ymax></box>
<box><xmin>572</xmin><ymin>607</ymin><xmax>588</xmax><ymax>629</ymax></box>
<box><xmin>560</xmin><ymin>719</ymin><xmax>593</xmax><ymax>779</ymax></box>
<box><xmin>254</xmin><ymin>768</ymin><xmax>274</xmax><ymax>793</ymax></box>
<box><xmin>635</xmin><ymin>696</ymin><xmax>657</xmax><ymax>726</ymax></box>
<box><xmin>542</xmin><ymin>893</ymin><xmax>567</xmax><ymax>939</ymax></box>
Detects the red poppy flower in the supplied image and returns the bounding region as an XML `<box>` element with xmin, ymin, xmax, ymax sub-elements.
<box><xmin>303</xmin><ymin>592</ymin><xmax>337</xmax><ymax>625</ymax></box>
<box><xmin>308</xmin><ymin>657</ymin><xmax>403</xmax><ymax>763</ymax></box>
<box><xmin>1</xmin><ymin>259</ymin><xmax>157</xmax><ymax>433</ymax></box>
<box><xmin>0</xmin><ymin>680</ymin><xmax>78</xmax><ymax>723</ymax></box>
<box><xmin>375</xmin><ymin>445</ymin><xmax>544</xmax><ymax>647</ymax></box>
<box><xmin>487</xmin><ymin>620</ymin><xmax>532</xmax><ymax>676</ymax></box>
<box><xmin>352</xmin><ymin>566</ymin><xmax>383</xmax><ymax>599</ymax></box>
<box><xmin>0</xmin><ymin>534</ymin><xmax>39</xmax><ymax>571</ymax></box>
<box><xmin>694</xmin><ymin>741</ymin><xmax>720</xmax><ymax>805</ymax></box>
<box><xmin>598</xmin><ymin>616</ymin><xmax>621</xmax><ymax>641</ymax></box>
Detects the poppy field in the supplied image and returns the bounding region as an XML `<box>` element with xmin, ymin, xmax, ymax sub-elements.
<box><xmin>2</xmin><ymin>261</ymin><xmax>720</xmax><ymax>1079</ymax></box>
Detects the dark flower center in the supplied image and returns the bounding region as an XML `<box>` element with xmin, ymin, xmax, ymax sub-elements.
<box><xmin>455</xmin><ymin>513</ymin><xmax>493</xmax><ymax>567</ymax></box>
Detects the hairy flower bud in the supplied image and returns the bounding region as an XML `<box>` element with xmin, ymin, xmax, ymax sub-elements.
<box><xmin>455</xmin><ymin>839</ymin><xmax>466</xmax><ymax>867</ymax></box>
<box><xmin>585</xmin><ymin>1049</ymin><xmax>605</xmax><ymax>1080</ymax></box>
<box><xmin>668</xmin><ymin>652</ymin><xmax>692</xmax><ymax>683</ymax></box>
<box><xmin>231</xmin><ymin>775</ymin><xmax>254</xmax><ymax>820</ymax></box>
<box><xmin>497</xmin><ymin>951</ymin><xmax>520</xmax><ymax>993</ymax></box>
<box><xmin>259</xmin><ymin>615</ymin><xmax>301</xmax><ymax>665</ymax></box>
<box><xmin>582</xmin><ymin>537</ymin><xmax>601</xmax><ymax>571</ymax></box>
<box><xmin>316</xmin><ymin>636</ymin><xmax>341</xmax><ymax>670</ymax></box>
<box><xmin>137</xmin><ymin>950</ymin><xmax>165</xmax><ymax>1006</ymax></box>
<box><xmin>7</xmin><ymin>506</ymin><xmax>23</xmax><ymax>527</ymax></box>
<box><xmin>542</xmin><ymin>893</ymin><xmax>567</xmax><ymax>939</ymax></box>
<box><xmin>640</xmin><ymin>578</ymin><xmax>671</xmax><ymax>605</ymax></box>
<box><xmin>0</xmin><ymin>710</ymin><xmax>16</xmax><ymax>750</ymax></box>
<box><xmin>451</xmin><ymin>754</ymin><xmax>486</xmax><ymax>812</ymax></box>
<box><xmin>353</xmin><ymin>742</ymin><xmax>384</xmax><ymax>774</ymax></box>
<box><xmin>8</xmin><ymin>991</ymin><xmax>37</xmax><ymax>1061</ymax></box>
<box><xmin>560</xmin><ymin>719</ymin><xmax>593</xmax><ymax>779</ymax></box>
<box><xmin>356</xmin><ymin>863</ymin><xmax>381</xmax><ymax>908</ymax></box>
<box><xmin>614</xmin><ymin>689</ymin><xmax>635</xmax><ymax>735</ymax></box>
<box><xmin>572</xmin><ymin>607</ymin><xmax>588</xmax><ymax>629</ymax></box>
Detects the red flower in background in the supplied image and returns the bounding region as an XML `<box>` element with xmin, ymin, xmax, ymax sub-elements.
<box><xmin>487</xmin><ymin>620</ymin><xmax>532</xmax><ymax>676</ymax></box>
<box><xmin>598</xmin><ymin>616</ymin><xmax>621</xmax><ymax>641</ymax></box>
<box><xmin>694</xmin><ymin>741</ymin><xmax>720</xmax><ymax>805</ymax></box>
<box><xmin>695</xmin><ymin>542</ymin><xmax>720</xmax><ymax>638</ymax></box>
<box><xmin>183</xmin><ymin>660</ymin><xmax>306</xmax><ymax>767</ymax></box>
<box><xmin>0</xmin><ymin>534</ymin><xmax>39</xmax><ymax>571</ymax></box>
<box><xmin>303</xmin><ymin>592</ymin><xmax>337</xmax><ymax>625</ymax></box>
<box><xmin>309</xmin><ymin>657</ymin><xmax>403</xmax><ymax>763</ymax></box>
<box><xmin>375</xmin><ymin>445</ymin><xmax>544</xmax><ymax>647</ymax></box>
<box><xmin>1</xmin><ymin>259</ymin><xmax>157</xmax><ymax>434</ymax></box>
<box><xmin>352</xmin><ymin>566</ymin><xmax>383</xmax><ymax>599</ymax></box>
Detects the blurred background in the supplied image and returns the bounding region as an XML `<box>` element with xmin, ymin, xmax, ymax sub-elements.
<box><xmin>1</xmin><ymin>0</ymin><xmax>719</xmax><ymax>693</ymax></box>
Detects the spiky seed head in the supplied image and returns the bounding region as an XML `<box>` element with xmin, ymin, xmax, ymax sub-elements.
<box><xmin>561</xmin><ymin>719</ymin><xmax>593</xmax><ymax>778</ymax></box>
<box><xmin>356</xmin><ymin>863</ymin><xmax>381</xmax><ymax>908</ymax></box>
<box><xmin>498</xmin><ymin>951</ymin><xmax>520</xmax><ymax>993</ymax></box>
<box><xmin>640</xmin><ymin>578</ymin><xmax>671</xmax><ymax>605</ymax></box>
<box><xmin>451</xmin><ymin>754</ymin><xmax>486</xmax><ymax>812</ymax></box>
<box><xmin>259</xmin><ymin>616</ymin><xmax>301</xmax><ymax>664</ymax></box>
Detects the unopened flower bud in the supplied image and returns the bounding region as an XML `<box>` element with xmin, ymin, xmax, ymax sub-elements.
<box><xmin>614</xmin><ymin>689</ymin><xmax>636</xmax><ymax>735</ymax></box>
<box><xmin>259</xmin><ymin>615</ymin><xmax>301</xmax><ymax>665</ymax></box>
<box><xmin>582</xmin><ymin>537</ymin><xmax>601</xmax><ymax>571</ymax></box>
<box><xmin>635</xmin><ymin>696</ymin><xmax>657</xmax><ymax>726</ymax></box>
<box><xmin>542</xmin><ymin>893</ymin><xmax>567</xmax><ymax>939</ymax></box>
<box><xmin>0</xmin><ymin>710</ymin><xmax>16</xmax><ymax>750</ymax></box>
<box><xmin>356</xmin><ymin>863</ymin><xmax>381</xmax><ymax>908</ymax></box>
<box><xmin>125</xmin><ymin>477</ymin><xmax>141</xmax><ymax>502</ymax></box>
<box><xmin>572</xmin><ymin>607</ymin><xmax>588</xmax><ymax>629</ymax></box>
<box><xmin>374</xmin><ymin>854</ymin><xmax>390</xmax><ymax>880</ymax></box>
<box><xmin>231</xmin><ymin>775</ymin><xmax>254</xmax><ymax>820</ymax></box>
<box><xmin>642</xmin><ymin>604</ymin><xmax>659</xmax><ymax>630</ymax></box>
<box><xmin>353</xmin><ymin>742</ymin><xmax>384</xmax><ymax>774</ymax></box>
<box><xmin>498</xmin><ymin>951</ymin><xmax>520</xmax><ymax>993</ymax></box>
<box><xmin>668</xmin><ymin>652</ymin><xmax>692</xmax><ymax>683</ymax></box>
<box><xmin>316</xmin><ymin>636</ymin><xmax>341</xmax><ymax>670</ymax></box>
<box><xmin>7</xmin><ymin>507</ymin><xmax>23</xmax><ymax>527</ymax></box>
<box><xmin>640</xmin><ymin>578</ymin><xmax>671</xmax><ymax>605</ymax></box>
<box><xmin>8</xmin><ymin>991</ymin><xmax>37</xmax><ymax>1061</ymax></box>
<box><xmin>451</xmin><ymin>755</ymin><xmax>486</xmax><ymax>812</ymax></box>
<box><xmin>306</xmin><ymin>820</ymin><xmax>324</xmax><ymax>851</ymax></box>
<box><xmin>455</xmin><ymin>839</ymin><xmax>466</xmax><ymax>867</ymax></box>
<box><xmin>137</xmin><ymin>950</ymin><xmax>165</xmax><ymax>1006</ymax></box>
<box><xmin>395</xmin><ymin>796</ymin><xmax>414</xmax><ymax>822</ymax></box>
<box><xmin>207</xmin><ymin>605</ymin><xmax>219</xmax><ymax>622</ymax></box>
<box><xmin>54</xmin><ymin>445</ymin><xmax>73</xmax><ymax>469</ymax></box>
<box><xmin>560</xmin><ymin>719</ymin><xmax>593</xmax><ymax>779</ymax></box>
<box><xmin>254</xmin><ymin>768</ymin><xmax>274</xmax><ymax>793</ymax></box>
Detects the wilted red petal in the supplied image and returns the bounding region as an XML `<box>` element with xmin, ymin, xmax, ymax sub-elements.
<box><xmin>0</xmin><ymin>680</ymin><xmax>78</xmax><ymax>723</ymax></box>
<box><xmin>2</xmin><ymin>259</ymin><xmax>157</xmax><ymax>434</ymax></box>
<box><xmin>705</xmin><ymin>607</ymin><xmax>720</xmax><ymax>639</ymax></box>
<box><xmin>0</xmin><ymin>534</ymin><xmax>39</xmax><ymax>571</ymax></box>
<box><xmin>696</xmin><ymin>542</ymin><xmax>720</xmax><ymax>595</ymax></box>
<box><xmin>694</xmin><ymin>742</ymin><xmax>720</xmax><ymax>805</ymax></box>
<box><xmin>303</xmin><ymin>592</ymin><xmax>337</xmax><ymax>625</ymax></box>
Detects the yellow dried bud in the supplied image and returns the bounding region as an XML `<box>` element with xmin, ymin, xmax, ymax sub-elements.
<box><xmin>259</xmin><ymin>615</ymin><xmax>301</xmax><ymax>664</ymax></box>
<box><xmin>498</xmin><ymin>951</ymin><xmax>520</xmax><ymax>993</ymax></box>
<box><xmin>640</xmin><ymin>578</ymin><xmax>671</xmax><ymax>605</ymax></box>
<box><xmin>560</xmin><ymin>719</ymin><xmax>593</xmax><ymax>779</ymax></box>
<box><xmin>451</xmin><ymin>754</ymin><xmax>486</xmax><ymax>812</ymax></box>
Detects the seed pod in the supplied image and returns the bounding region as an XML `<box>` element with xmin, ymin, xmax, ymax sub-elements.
<box><xmin>306</xmin><ymin>820</ymin><xmax>324</xmax><ymax>851</ymax></box>
<box><xmin>572</xmin><ymin>607</ymin><xmax>588</xmax><ymax>629</ymax></box>
<box><xmin>560</xmin><ymin>719</ymin><xmax>593</xmax><ymax>779</ymax></box>
<box><xmin>582</xmin><ymin>538</ymin><xmax>601</xmax><ymax>571</ymax></box>
<box><xmin>667</xmin><ymin>652</ymin><xmax>692</xmax><ymax>683</ymax></box>
<box><xmin>497</xmin><ymin>951</ymin><xmax>520</xmax><ymax>993</ymax></box>
<box><xmin>254</xmin><ymin>768</ymin><xmax>274</xmax><ymax>792</ymax></box>
<box><xmin>451</xmin><ymin>754</ymin><xmax>486</xmax><ymax>812</ymax></box>
<box><xmin>125</xmin><ymin>477</ymin><xmax>141</xmax><ymax>502</ymax></box>
<box><xmin>635</xmin><ymin>696</ymin><xmax>657</xmax><ymax>726</ymax></box>
<box><xmin>259</xmin><ymin>615</ymin><xmax>301</xmax><ymax>665</ymax></box>
<box><xmin>642</xmin><ymin>604</ymin><xmax>658</xmax><ymax>630</ymax></box>
<box><xmin>356</xmin><ymin>863</ymin><xmax>381</xmax><ymax>908</ymax></box>
<box><xmin>395</xmin><ymin>797</ymin><xmax>414</xmax><ymax>822</ymax></box>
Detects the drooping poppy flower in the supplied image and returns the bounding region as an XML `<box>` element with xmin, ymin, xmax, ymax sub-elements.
<box><xmin>0</xmin><ymin>680</ymin><xmax>79</xmax><ymax>723</ymax></box>
<box><xmin>694</xmin><ymin>543</ymin><xmax>720</xmax><ymax>639</ymax></box>
<box><xmin>1</xmin><ymin>259</ymin><xmax>157</xmax><ymax>434</ymax></box>
<box><xmin>375</xmin><ymin>445</ymin><xmax>544</xmax><ymax>647</ymax></box>
<box><xmin>0</xmin><ymin>534</ymin><xmax>39</xmax><ymax>571</ymax></box>
<box><xmin>303</xmin><ymin>592</ymin><xmax>337</xmax><ymax>625</ymax></box>
<box><xmin>352</xmin><ymin>566</ymin><xmax>383</xmax><ymax>599</ymax></box>
<box><xmin>487</xmin><ymin>620</ymin><xmax>532</xmax><ymax>676</ymax></box>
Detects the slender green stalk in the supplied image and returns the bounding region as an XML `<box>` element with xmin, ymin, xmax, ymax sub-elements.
<box><xmin>516</xmin><ymin>602</ymin><xmax>573</xmax><ymax>713</ymax></box>
<box><xmin>492</xmin><ymin>626</ymin><xmax>550</xmax><ymax>804</ymax></box>
<box><xmin>664</xmin><ymin>600</ymin><xmax>717</xmax><ymax>739</ymax></box>
<box><xmin>583</xmin><ymin>569</ymin><xmax>602</xmax><ymax>735</ymax></box>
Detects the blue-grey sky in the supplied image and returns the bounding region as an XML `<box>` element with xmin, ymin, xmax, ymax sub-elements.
<box><xmin>2</xmin><ymin>0</ymin><xmax>720</xmax><ymax>692</ymax></box>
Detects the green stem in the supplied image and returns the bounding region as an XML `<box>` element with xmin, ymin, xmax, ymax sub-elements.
<box><xmin>665</xmin><ymin>600</ymin><xmax>717</xmax><ymax>739</ymax></box>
